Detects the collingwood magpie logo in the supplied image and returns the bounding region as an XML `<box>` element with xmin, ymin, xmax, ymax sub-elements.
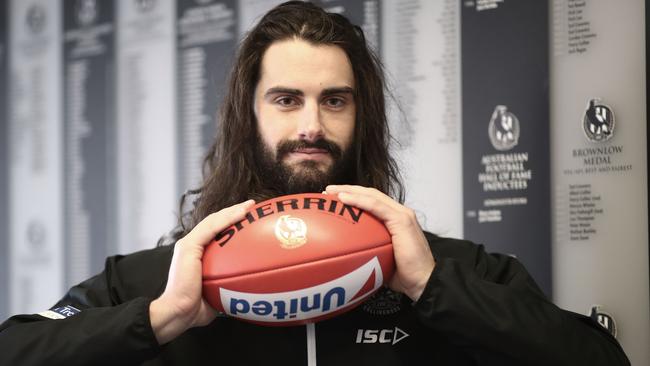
<box><xmin>26</xmin><ymin>4</ymin><xmax>46</xmax><ymax>35</ymax></box>
<box><xmin>488</xmin><ymin>105</ymin><xmax>520</xmax><ymax>151</ymax></box>
<box><xmin>76</xmin><ymin>0</ymin><xmax>98</xmax><ymax>27</ymax></box>
<box><xmin>274</xmin><ymin>215</ymin><xmax>307</xmax><ymax>249</ymax></box>
<box><xmin>583</xmin><ymin>99</ymin><xmax>615</xmax><ymax>142</ymax></box>
<box><xmin>589</xmin><ymin>305</ymin><xmax>617</xmax><ymax>338</ymax></box>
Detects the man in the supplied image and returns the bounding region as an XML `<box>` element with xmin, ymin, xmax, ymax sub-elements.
<box><xmin>0</xmin><ymin>2</ymin><xmax>630</xmax><ymax>365</ymax></box>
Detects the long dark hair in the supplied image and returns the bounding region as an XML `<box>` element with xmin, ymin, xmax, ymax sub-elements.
<box><xmin>175</xmin><ymin>1</ymin><xmax>404</xmax><ymax>238</ymax></box>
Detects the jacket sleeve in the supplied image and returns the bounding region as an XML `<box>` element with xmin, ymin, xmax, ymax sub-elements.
<box><xmin>0</xmin><ymin>247</ymin><xmax>172</xmax><ymax>366</ymax></box>
<box><xmin>413</xmin><ymin>233</ymin><xmax>630</xmax><ymax>366</ymax></box>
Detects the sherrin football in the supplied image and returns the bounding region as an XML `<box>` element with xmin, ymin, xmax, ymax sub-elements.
<box><xmin>202</xmin><ymin>193</ymin><xmax>394</xmax><ymax>326</ymax></box>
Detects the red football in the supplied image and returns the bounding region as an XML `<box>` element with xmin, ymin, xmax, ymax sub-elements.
<box><xmin>202</xmin><ymin>193</ymin><xmax>394</xmax><ymax>326</ymax></box>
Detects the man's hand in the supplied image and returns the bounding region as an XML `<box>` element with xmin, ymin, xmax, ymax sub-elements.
<box><xmin>325</xmin><ymin>185</ymin><xmax>435</xmax><ymax>302</ymax></box>
<box><xmin>149</xmin><ymin>199</ymin><xmax>256</xmax><ymax>345</ymax></box>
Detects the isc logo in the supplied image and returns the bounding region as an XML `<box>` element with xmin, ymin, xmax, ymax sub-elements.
<box><xmin>355</xmin><ymin>327</ymin><xmax>409</xmax><ymax>345</ymax></box>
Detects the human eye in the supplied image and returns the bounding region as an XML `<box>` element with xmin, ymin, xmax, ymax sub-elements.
<box><xmin>323</xmin><ymin>96</ymin><xmax>346</xmax><ymax>110</ymax></box>
<box><xmin>274</xmin><ymin>95</ymin><xmax>300</xmax><ymax>109</ymax></box>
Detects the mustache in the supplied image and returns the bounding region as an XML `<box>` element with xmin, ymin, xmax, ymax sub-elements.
<box><xmin>276</xmin><ymin>139</ymin><xmax>343</xmax><ymax>160</ymax></box>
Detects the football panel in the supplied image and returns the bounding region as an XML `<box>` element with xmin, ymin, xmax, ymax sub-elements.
<box><xmin>202</xmin><ymin>243</ymin><xmax>394</xmax><ymax>325</ymax></box>
<box><xmin>203</xmin><ymin>206</ymin><xmax>391</xmax><ymax>280</ymax></box>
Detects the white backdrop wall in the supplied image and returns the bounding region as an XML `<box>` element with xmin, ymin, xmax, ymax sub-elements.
<box><xmin>116</xmin><ymin>0</ymin><xmax>178</xmax><ymax>257</ymax></box>
<box><xmin>0</xmin><ymin>0</ymin><xmax>647</xmax><ymax>364</ymax></box>
<box><xmin>382</xmin><ymin>0</ymin><xmax>463</xmax><ymax>239</ymax></box>
<box><xmin>550</xmin><ymin>0</ymin><xmax>649</xmax><ymax>364</ymax></box>
<box><xmin>8</xmin><ymin>0</ymin><xmax>65</xmax><ymax>322</ymax></box>
<box><xmin>0</xmin><ymin>0</ymin><xmax>9</xmax><ymax>322</ymax></box>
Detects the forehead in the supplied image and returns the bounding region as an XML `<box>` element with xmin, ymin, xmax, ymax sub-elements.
<box><xmin>258</xmin><ymin>38</ymin><xmax>355</xmax><ymax>91</ymax></box>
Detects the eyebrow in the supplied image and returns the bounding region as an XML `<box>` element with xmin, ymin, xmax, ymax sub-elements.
<box><xmin>264</xmin><ymin>86</ymin><xmax>354</xmax><ymax>98</ymax></box>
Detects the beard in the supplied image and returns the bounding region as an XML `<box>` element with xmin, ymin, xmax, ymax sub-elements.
<box><xmin>253</xmin><ymin>133</ymin><xmax>355</xmax><ymax>197</ymax></box>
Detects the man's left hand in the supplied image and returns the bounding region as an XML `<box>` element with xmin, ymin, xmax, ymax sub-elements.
<box><xmin>325</xmin><ymin>185</ymin><xmax>435</xmax><ymax>302</ymax></box>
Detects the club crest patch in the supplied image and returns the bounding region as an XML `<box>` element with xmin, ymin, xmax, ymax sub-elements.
<box><xmin>362</xmin><ymin>287</ymin><xmax>402</xmax><ymax>316</ymax></box>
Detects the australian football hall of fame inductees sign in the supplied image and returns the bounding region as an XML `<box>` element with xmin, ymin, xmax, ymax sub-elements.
<box><xmin>0</xmin><ymin>0</ymin><xmax>8</xmax><ymax>321</ymax></box>
<box><xmin>63</xmin><ymin>0</ymin><xmax>117</xmax><ymax>289</ymax></box>
<box><xmin>381</xmin><ymin>0</ymin><xmax>463</xmax><ymax>238</ymax></box>
<box><xmin>117</xmin><ymin>0</ymin><xmax>178</xmax><ymax>254</ymax></box>
<box><xmin>461</xmin><ymin>0</ymin><xmax>552</xmax><ymax>295</ymax></box>
<box><xmin>8</xmin><ymin>0</ymin><xmax>64</xmax><ymax>314</ymax></box>
<box><xmin>550</xmin><ymin>0</ymin><xmax>649</xmax><ymax>364</ymax></box>
<box><xmin>176</xmin><ymin>0</ymin><xmax>239</xmax><ymax>197</ymax></box>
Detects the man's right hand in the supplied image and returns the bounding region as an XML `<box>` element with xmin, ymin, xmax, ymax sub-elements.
<box><xmin>149</xmin><ymin>199</ymin><xmax>255</xmax><ymax>345</ymax></box>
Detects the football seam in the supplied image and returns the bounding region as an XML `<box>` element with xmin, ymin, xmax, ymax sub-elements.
<box><xmin>203</xmin><ymin>242</ymin><xmax>393</xmax><ymax>282</ymax></box>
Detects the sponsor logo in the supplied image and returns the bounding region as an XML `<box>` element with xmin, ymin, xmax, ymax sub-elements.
<box><xmin>355</xmin><ymin>327</ymin><xmax>409</xmax><ymax>345</ymax></box>
<box><xmin>220</xmin><ymin>256</ymin><xmax>383</xmax><ymax>322</ymax></box>
<box><xmin>488</xmin><ymin>105</ymin><xmax>520</xmax><ymax>151</ymax></box>
<box><xmin>275</xmin><ymin>215</ymin><xmax>307</xmax><ymax>249</ymax></box>
<box><xmin>38</xmin><ymin>305</ymin><xmax>81</xmax><ymax>320</ymax></box>
<box><xmin>26</xmin><ymin>4</ymin><xmax>47</xmax><ymax>35</ymax></box>
<box><xmin>362</xmin><ymin>287</ymin><xmax>402</xmax><ymax>315</ymax></box>
<box><xmin>589</xmin><ymin>305</ymin><xmax>617</xmax><ymax>338</ymax></box>
<box><xmin>214</xmin><ymin>195</ymin><xmax>363</xmax><ymax>247</ymax></box>
<box><xmin>76</xmin><ymin>0</ymin><xmax>98</xmax><ymax>27</ymax></box>
<box><xmin>583</xmin><ymin>99</ymin><xmax>615</xmax><ymax>142</ymax></box>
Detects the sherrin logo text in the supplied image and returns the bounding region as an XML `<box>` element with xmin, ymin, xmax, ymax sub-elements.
<box><xmin>220</xmin><ymin>257</ymin><xmax>383</xmax><ymax>322</ymax></box>
<box><xmin>214</xmin><ymin>196</ymin><xmax>363</xmax><ymax>247</ymax></box>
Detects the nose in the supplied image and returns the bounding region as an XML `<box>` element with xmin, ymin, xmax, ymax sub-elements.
<box><xmin>297</xmin><ymin>100</ymin><xmax>324</xmax><ymax>142</ymax></box>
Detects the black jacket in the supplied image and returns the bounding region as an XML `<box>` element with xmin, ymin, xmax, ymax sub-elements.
<box><xmin>0</xmin><ymin>233</ymin><xmax>630</xmax><ymax>365</ymax></box>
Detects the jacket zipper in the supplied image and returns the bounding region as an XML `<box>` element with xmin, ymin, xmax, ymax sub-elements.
<box><xmin>306</xmin><ymin>323</ymin><xmax>317</xmax><ymax>366</ymax></box>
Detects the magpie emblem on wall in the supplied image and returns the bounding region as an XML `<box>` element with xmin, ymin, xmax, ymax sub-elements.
<box><xmin>583</xmin><ymin>98</ymin><xmax>615</xmax><ymax>143</ymax></box>
<box><xmin>488</xmin><ymin>105</ymin><xmax>520</xmax><ymax>151</ymax></box>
